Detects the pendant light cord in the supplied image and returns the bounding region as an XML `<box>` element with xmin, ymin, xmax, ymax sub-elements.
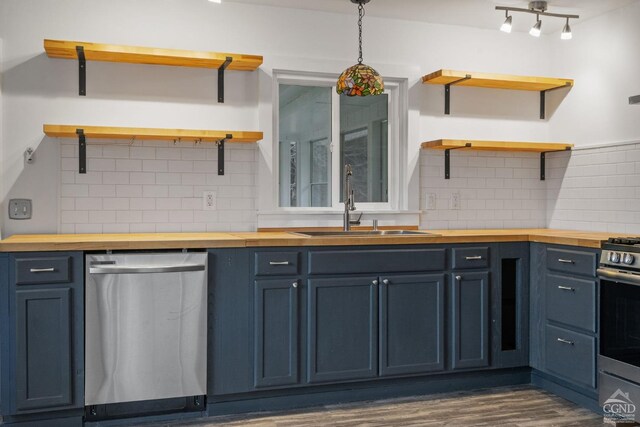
<box><xmin>358</xmin><ymin>2</ymin><xmax>364</xmax><ymax>64</ymax></box>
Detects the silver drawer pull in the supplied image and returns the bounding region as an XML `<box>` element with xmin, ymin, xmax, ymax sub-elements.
<box><xmin>465</xmin><ymin>256</ymin><xmax>483</xmax><ymax>260</ymax></box>
<box><xmin>29</xmin><ymin>267</ymin><xmax>56</xmax><ymax>273</ymax></box>
<box><xmin>558</xmin><ymin>259</ymin><xmax>574</xmax><ymax>264</ymax></box>
<box><xmin>558</xmin><ymin>286</ymin><xmax>575</xmax><ymax>291</ymax></box>
<box><xmin>269</xmin><ymin>261</ymin><xmax>290</xmax><ymax>266</ymax></box>
<box><xmin>557</xmin><ymin>338</ymin><xmax>574</xmax><ymax>345</ymax></box>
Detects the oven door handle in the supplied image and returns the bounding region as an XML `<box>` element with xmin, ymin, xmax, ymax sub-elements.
<box><xmin>598</xmin><ymin>268</ymin><xmax>640</xmax><ymax>286</ymax></box>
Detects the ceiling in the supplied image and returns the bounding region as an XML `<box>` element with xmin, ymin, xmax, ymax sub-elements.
<box><xmin>227</xmin><ymin>0</ymin><xmax>636</xmax><ymax>34</ymax></box>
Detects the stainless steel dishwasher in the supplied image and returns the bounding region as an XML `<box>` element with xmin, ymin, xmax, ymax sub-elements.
<box><xmin>85</xmin><ymin>252</ymin><xmax>207</xmax><ymax>406</ymax></box>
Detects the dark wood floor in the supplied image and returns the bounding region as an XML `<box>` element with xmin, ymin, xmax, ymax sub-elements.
<box><xmin>161</xmin><ymin>385</ymin><xmax>605</xmax><ymax>426</ymax></box>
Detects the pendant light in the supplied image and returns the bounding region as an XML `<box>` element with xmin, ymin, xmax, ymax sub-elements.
<box><xmin>337</xmin><ymin>0</ymin><xmax>384</xmax><ymax>96</ymax></box>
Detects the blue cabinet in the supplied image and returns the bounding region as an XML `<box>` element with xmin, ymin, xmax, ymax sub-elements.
<box><xmin>451</xmin><ymin>271</ymin><xmax>490</xmax><ymax>370</ymax></box>
<box><xmin>379</xmin><ymin>274</ymin><xmax>445</xmax><ymax>376</ymax></box>
<box><xmin>254</xmin><ymin>279</ymin><xmax>300</xmax><ymax>388</ymax></box>
<box><xmin>530</xmin><ymin>243</ymin><xmax>600</xmax><ymax>406</ymax></box>
<box><xmin>1</xmin><ymin>252</ymin><xmax>84</xmax><ymax>418</ymax></box>
<box><xmin>307</xmin><ymin>276</ymin><xmax>378</xmax><ymax>383</ymax></box>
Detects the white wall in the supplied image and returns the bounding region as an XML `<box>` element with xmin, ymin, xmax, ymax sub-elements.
<box><xmin>0</xmin><ymin>0</ymin><xmax>553</xmax><ymax>236</ymax></box>
<box><xmin>548</xmin><ymin>0</ymin><xmax>640</xmax><ymax>146</ymax></box>
<box><xmin>1</xmin><ymin>0</ymin><xmax>637</xmax><ymax>235</ymax></box>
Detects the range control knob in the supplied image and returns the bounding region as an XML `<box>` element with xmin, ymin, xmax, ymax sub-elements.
<box><xmin>609</xmin><ymin>252</ymin><xmax>621</xmax><ymax>263</ymax></box>
<box><xmin>623</xmin><ymin>253</ymin><xmax>635</xmax><ymax>265</ymax></box>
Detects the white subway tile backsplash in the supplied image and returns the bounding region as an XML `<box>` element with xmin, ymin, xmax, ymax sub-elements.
<box><xmin>60</xmin><ymin>142</ymin><xmax>258</xmax><ymax>233</ymax></box>
<box><xmin>130</xmin><ymin>172</ymin><xmax>156</xmax><ymax>185</ymax></box>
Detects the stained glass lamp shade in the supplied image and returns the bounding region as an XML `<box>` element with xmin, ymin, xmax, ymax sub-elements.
<box><xmin>337</xmin><ymin>64</ymin><xmax>384</xmax><ymax>96</ymax></box>
<box><xmin>337</xmin><ymin>0</ymin><xmax>384</xmax><ymax>96</ymax></box>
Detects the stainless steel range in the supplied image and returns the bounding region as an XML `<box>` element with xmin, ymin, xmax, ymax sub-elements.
<box><xmin>598</xmin><ymin>238</ymin><xmax>640</xmax><ymax>423</ymax></box>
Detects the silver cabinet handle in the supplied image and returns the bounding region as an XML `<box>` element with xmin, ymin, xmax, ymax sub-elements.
<box><xmin>372</xmin><ymin>279</ymin><xmax>379</xmax><ymax>285</ymax></box>
<box><xmin>90</xmin><ymin>264</ymin><xmax>205</xmax><ymax>274</ymax></box>
<box><xmin>269</xmin><ymin>261</ymin><xmax>290</xmax><ymax>266</ymax></box>
<box><xmin>382</xmin><ymin>279</ymin><xmax>390</xmax><ymax>285</ymax></box>
<box><xmin>557</xmin><ymin>338</ymin><xmax>574</xmax><ymax>345</ymax></box>
<box><xmin>558</xmin><ymin>259</ymin><xmax>574</xmax><ymax>264</ymax></box>
<box><xmin>29</xmin><ymin>267</ymin><xmax>56</xmax><ymax>273</ymax></box>
<box><xmin>455</xmin><ymin>275</ymin><xmax>462</xmax><ymax>281</ymax></box>
<box><xmin>292</xmin><ymin>282</ymin><xmax>298</xmax><ymax>288</ymax></box>
<box><xmin>558</xmin><ymin>285</ymin><xmax>575</xmax><ymax>291</ymax></box>
<box><xmin>465</xmin><ymin>256</ymin><xmax>483</xmax><ymax>260</ymax></box>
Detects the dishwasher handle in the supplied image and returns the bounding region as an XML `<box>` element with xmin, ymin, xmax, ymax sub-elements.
<box><xmin>89</xmin><ymin>264</ymin><xmax>205</xmax><ymax>274</ymax></box>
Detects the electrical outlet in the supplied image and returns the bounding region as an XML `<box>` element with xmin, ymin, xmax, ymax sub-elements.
<box><xmin>9</xmin><ymin>199</ymin><xmax>32</xmax><ymax>220</ymax></box>
<box><xmin>203</xmin><ymin>191</ymin><xmax>216</xmax><ymax>211</ymax></box>
<box><xmin>451</xmin><ymin>192</ymin><xmax>461</xmax><ymax>210</ymax></box>
<box><xmin>425</xmin><ymin>192</ymin><xmax>437</xmax><ymax>210</ymax></box>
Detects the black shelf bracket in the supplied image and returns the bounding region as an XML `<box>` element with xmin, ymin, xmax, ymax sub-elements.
<box><xmin>76</xmin><ymin>46</ymin><xmax>86</xmax><ymax>96</ymax></box>
<box><xmin>76</xmin><ymin>128</ymin><xmax>86</xmax><ymax>174</ymax></box>
<box><xmin>444</xmin><ymin>74</ymin><xmax>471</xmax><ymax>115</ymax></box>
<box><xmin>217</xmin><ymin>134</ymin><xmax>233</xmax><ymax>175</ymax></box>
<box><xmin>540</xmin><ymin>147</ymin><xmax>572</xmax><ymax>181</ymax></box>
<box><xmin>540</xmin><ymin>82</ymin><xmax>572</xmax><ymax>120</ymax></box>
<box><xmin>444</xmin><ymin>143</ymin><xmax>472</xmax><ymax>179</ymax></box>
<box><xmin>217</xmin><ymin>57</ymin><xmax>233</xmax><ymax>103</ymax></box>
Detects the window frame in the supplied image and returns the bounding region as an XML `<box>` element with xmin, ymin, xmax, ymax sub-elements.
<box><xmin>273</xmin><ymin>70</ymin><xmax>403</xmax><ymax>212</ymax></box>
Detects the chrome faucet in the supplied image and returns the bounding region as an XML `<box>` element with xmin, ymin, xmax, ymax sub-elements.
<box><xmin>343</xmin><ymin>164</ymin><xmax>357</xmax><ymax>231</ymax></box>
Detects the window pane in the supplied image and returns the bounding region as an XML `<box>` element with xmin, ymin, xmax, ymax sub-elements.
<box><xmin>340</xmin><ymin>94</ymin><xmax>389</xmax><ymax>203</ymax></box>
<box><xmin>279</xmin><ymin>85</ymin><xmax>332</xmax><ymax>207</ymax></box>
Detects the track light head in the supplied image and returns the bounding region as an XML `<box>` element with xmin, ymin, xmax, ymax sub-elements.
<box><xmin>529</xmin><ymin>16</ymin><xmax>542</xmax><ymax>37</ymax></box>
<box><xmin>561</xmin><ymin>18</ymin><xmax>572</xmax><ymax>40</ymax></box>
<box><xmin>500</xmin><ymin>12</ymin><xmax>513</xmax><ymax>33</ymax></box>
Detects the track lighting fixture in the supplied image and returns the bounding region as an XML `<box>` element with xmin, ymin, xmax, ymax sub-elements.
<box><xmin>500</xmin><ymin>11</ymin><xmax>513</xmax><ymax>33</ymax></box>
<box><xmin>496</xmin><ymin>1</ymin><xmax>579</xmax><ymax>40</ymax></box>
<box><xmin>529</xmin><ymin>15</ymin><xmax>542</xmax><ymax>37</ymax></box>
<box><xmin>561</xmin><ymin>18</ymin><xmax>572</xmax><ymax>40</ymax></box>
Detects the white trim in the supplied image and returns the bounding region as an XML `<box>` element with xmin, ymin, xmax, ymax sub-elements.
<box><xmin>273</xmin><ymin>70</ymin><xmax>408</xmax><ymax>214</ymax></box>
<box><xmin>570</xmin><ymin>139</ymin><xmax>640</xmax><ymax>151</ymax></box>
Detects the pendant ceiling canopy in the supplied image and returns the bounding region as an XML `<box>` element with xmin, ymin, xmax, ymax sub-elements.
<box><xmin>337</xmin><ymin>0</ymin><xmax>384</xmax><ymax>97</ymax></box>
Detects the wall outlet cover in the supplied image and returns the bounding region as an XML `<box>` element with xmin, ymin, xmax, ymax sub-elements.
<box><xmin>9</xmin><ymin>199</ymin><xmax>32</xmax><ymax>220</ymax></box>
<box><xmin>451</xmin><ymin>192</ymin><xmax>461</xmax><ymax>210</ymax></box>
<box><xmin>425</xmin><ymin>192</ymin><xmax>437</xmax><ymax>210</ymax></box>
<box><xmin>203</xmin><ymin>191</ymin><xmax>216</xmax><ymax>211</ymax></box>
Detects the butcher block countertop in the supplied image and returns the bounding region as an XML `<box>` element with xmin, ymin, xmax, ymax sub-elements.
<box><xmin>0</xmin><ymin>229</ymin><xmax>624</xmax><ymax>252</ymax></box>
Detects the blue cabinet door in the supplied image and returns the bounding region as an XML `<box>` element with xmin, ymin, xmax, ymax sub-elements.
<box><xmin>451</xmin><ymin>271</ymin><xmax>490</xmax><ymax>370</ymax></box>
<box><xmin>4</xmin><ymin>252</ymin><xmax>84</xmax><ymax>415</ymax></box>
<box><xmin>254</xmin><ymin>279</ymin><xmax>299</xmax><ymax>388</ymax></box>
<box><xmin>307</xmin><ymin>276</ymin><xmax>378</xmax><ymax>383</ymax></box>
<box><xmin>379</xmin><ymin>274</ymin><xmax>445</xmax><ymax>376</ymax></box>
<box><xmin>15</xmin><ymin>288</ymin><xmax>74</xmax><ymax>411</ymax></box>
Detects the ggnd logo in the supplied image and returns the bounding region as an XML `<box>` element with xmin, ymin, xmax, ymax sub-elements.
<box><xmin>603</xmin><ymin>389</ymin><xmax>636</xmax><ymax>423</ymax></box>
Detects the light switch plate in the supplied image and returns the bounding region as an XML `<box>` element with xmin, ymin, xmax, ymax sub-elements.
<box><xmin>9</xmin><ymin>199</ymin><xmax>32</xmax><ymax>220</ymax></box>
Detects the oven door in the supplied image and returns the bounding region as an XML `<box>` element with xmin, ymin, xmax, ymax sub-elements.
<box><xmin>599</xmin><ymin>267</ymin><xmax>640</xmax><ymax>383</ymax></box>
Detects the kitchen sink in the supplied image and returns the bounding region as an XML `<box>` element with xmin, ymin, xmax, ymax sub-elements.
<box><xmin>293</xmin><ymin>230</ymin><xmax>438</xmax><ymax>237</ymax></box>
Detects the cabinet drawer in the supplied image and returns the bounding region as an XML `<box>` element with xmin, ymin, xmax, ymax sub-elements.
<box><xmin>547</xmin><ymin>248</ymin><xmax>597</xmax><ymax>277</ymax></box>
<box><xmin>255</xmin><ymin>251</ymin><xmax>300</xmax><ymax>276</ymax></box>
<box><xmin>308</xmin><ymin>249</ymin><xmax>446</xmax><ymax>275</ymax></box>
<box><xmin>15</xmin><ymin>257</ymin><xmax>72</xmax><ymax>285</ymax></box>
<box><xmin>545</xmin><ymin>325</ymin><xmax>596</xmax><ymax>389</ymax></box>
<box><xmin>451</xmin><ymin>247</ymin><xmax>489</xmax><ymax>270</ymax></box>
<box><xmin>546</xmin><ymin>274</ymin><xmax>597</xmax><ymax>333</ymax></box>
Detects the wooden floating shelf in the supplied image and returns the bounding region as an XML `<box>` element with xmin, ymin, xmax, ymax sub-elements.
<box><xmin>421</xmin><ymin>140</ymin><xmax>573</xmax><ymax>181</ymax></box>
<box><xmin>422</xmin><ymin>70</ymin><xmax>573</xmax><ymax>91</ymax></box>
<box><xmin>421</xmin><ymin>139</ymin><xmax>573</xmax><ymax>153</ymax></box>
<box><xmin>44</xmin><ymin>39</ymin><xmax>263</xmax><ymax>70</ymax></box>
<box><xmin>43</xmin><ymin>124</ymin><xmax>263</xmax><ymax>143</ymax></box>
<box><xmin>421</xmin><ymin>69</ymin><xmax>573</xmax><ymax>119</ymax></box>
<box><xmin>44</xmin><ymin>124</ymin><xmax>263</xmax><ymax>175</ymax></box>
<box><xmin>44</xmin><ymin>39</ymin><xmax>263</xmax><ymax>101</ymax></box>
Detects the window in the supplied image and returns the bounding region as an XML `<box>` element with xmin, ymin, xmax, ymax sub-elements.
<box><xmin>277</xmin><ymin>73</ymin><xmax>399</xmax><ymax>210</ymax></box>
